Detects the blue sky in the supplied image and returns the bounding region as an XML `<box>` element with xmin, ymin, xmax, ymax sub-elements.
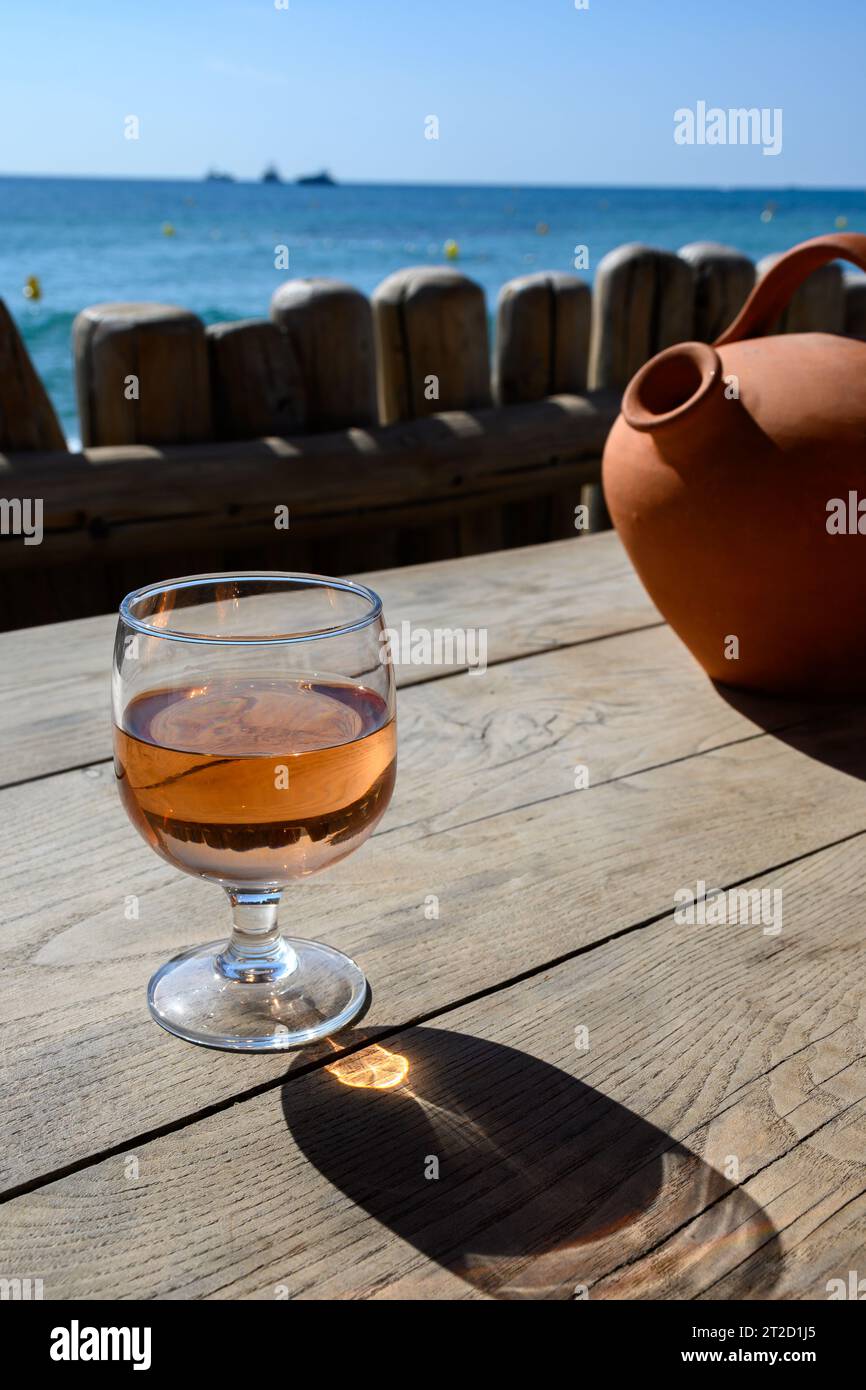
<box><xmin>0</xmin><ymin>0</ymin><xmax>863</xmax><ymax>186</ymax></box>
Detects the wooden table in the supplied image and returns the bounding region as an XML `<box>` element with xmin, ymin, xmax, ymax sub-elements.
<box><xmin>1</xmin><ymin>532</ymin><xmax>864</xmax><ymax>1300</ymax></box>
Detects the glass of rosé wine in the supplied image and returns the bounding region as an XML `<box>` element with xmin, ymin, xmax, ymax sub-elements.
<box><xmin>112</xmin><ymin>572</ymin><xmax>396</xmax><ymax>1051</ymax></box>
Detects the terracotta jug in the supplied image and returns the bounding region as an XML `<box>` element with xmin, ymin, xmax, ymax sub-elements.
<box><xmin>602</xmin><ymin>233</ymin><xmax>866</xmax><ymax>696</ymax></box>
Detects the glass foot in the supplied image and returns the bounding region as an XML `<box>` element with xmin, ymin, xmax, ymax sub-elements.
<box><xmin>147</xmin><ymin>937</ymin><xmax>369</xmax><ymax>1051</ymax></box>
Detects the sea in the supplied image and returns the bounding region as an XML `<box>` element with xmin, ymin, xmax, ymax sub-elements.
<box><xmin>1</xmin><ymin>177</ymin><xmax>863</xmax><ymax>445</ymax></box>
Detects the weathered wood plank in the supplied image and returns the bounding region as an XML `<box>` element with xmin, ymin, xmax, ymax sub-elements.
<box><xmin>701</xmin><ymin>1174</ymin><xmax>866</xmax><ymax>1301</ymax></box>
<box><xmin>692</xmin><ymin>1126</ymin><xmax>866</xmax><ymax>1301</ymax></box>
<box><xmin>2</xmin><ymin>835</ymin><xmax>862</xmax><ymax>1299</ymax></box>
<box><xmin>0</xmin><ymin>532</ymin><xmax>658</xmax><ymax>787</ymax></box>
<box><xmin>0</xmin><ymin>682</ymin><xmax>860</xmax><ymax>1189</ymax></box>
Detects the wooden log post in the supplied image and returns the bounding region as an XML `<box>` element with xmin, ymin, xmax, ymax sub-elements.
<box><xmin>588</xmin><ymin>244</ymin><xmax>695</xmax><ymax>529</ymax></box>
<box><xmin>207</xmin><ymin>320</ymin><xmax>305</xmax><ymax>439</ymax></box>
<box><xmin>842</xmin><ymin>273</ymin><xmax>866</xmax><ymax>341</ymax></box>
<box><xmin>589</xmin><ymin>243</ymin><xmax>695</xmax><ymax>389</ymax></box>
<box><xmin>73</xmin><ymin>303</ymin><xmax>212</xmax><ymax>447</ymax></box>
<box><xmin>372</xmin><ymin>266</ymin><xmax>492</xmax><ymax>556</ymax></box>
<box><xmin>0</xmin><ymin>300</ymin><xmax>66</xmax><ymax>452</ymax></box>
<box><xmin>493</xmin><ymin>270</ymin><xmax>590</xmax><ymax>404</ymax></box>
<box><xmin>756</xmin><ymin>253</ymin><xmax>846</xmax><ymax>334</ymax></box>
<box><xmin>270</xmin><ymin>279</ymin><xmax>375</xmax><ymax>431</ymax></box>
<box><xmin>373</xmin><ymin>267</ymin><xmax>491</xmax><ymax>425</ymax></box>
<box><xmin>493</xmin><ymin>271</ymin><xmax>591</xmax><ymax>543</ymax></box>
<box><xmin>678</xmin><ymin>242</ymin><xmax>755</xmax><ymax>342</ymax></box>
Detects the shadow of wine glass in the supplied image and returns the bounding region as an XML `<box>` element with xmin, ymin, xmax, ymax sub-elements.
<box><xmin>281</xmin><ymin>1025</ymin><xmax>781</xmax><ymax>1299</ymax></box>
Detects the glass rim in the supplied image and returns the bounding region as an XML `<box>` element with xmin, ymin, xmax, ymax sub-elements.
<box><xmin>118</xmin><ymin>571</ymin><xmax>384</xmax><ymax>646</ymax></box>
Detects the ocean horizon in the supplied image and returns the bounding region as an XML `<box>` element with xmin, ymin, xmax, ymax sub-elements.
<box><xmin>2</xmin><ymin>175</ymin><xmax>863</xmax><ymax>444</ymax></box>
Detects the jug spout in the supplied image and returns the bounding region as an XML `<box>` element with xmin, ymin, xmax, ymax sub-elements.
<box><xmin>622</xmin><ymin>341</ymin><xmax>724</xmax><ymax>438</ymax></box>
<box><xmin>620</xmin><ymin>340</ymin><xmax>772</xmax><ymax>469</ymax></box>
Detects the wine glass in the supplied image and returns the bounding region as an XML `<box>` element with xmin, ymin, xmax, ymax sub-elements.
<box><xmin>112</xmin><ymin>572</ymin><xmax>396</xmax><ymax>1051</ymax></box>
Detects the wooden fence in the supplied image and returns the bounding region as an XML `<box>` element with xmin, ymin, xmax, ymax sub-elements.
<box><xmin>0</xmin><ymin>239</ymin><xmax>863</xmax><ymax>628</ymax></box>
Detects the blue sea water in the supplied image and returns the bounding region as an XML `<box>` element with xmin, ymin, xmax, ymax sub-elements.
<box><xmin>1</xmin><ymin>176</ymin><xmax>863</xmax><ymax>444</ymax></box>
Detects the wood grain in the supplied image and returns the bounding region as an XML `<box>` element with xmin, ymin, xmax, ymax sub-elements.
<box><xmin>0</xmin><ymin>656</ymin><xmax>859</xmax><ymax>1188</ymax></box>
<box><xmin>73</xmin><ymin>303</ymin><xmax>212</xmax><ymax>447</ymax></box>
<box><xmin>2</xmin><ymin>835</ymin><xmax>862</xmax><ymax>1299</ymax></box>
<box><xmin>0</xmin><ymin>532</ymin><xmax>658</xmax><ymax>787</ymax></box>
<box><xmin>494</xmin><ymin>271</ymin><xmax>590</xmax><ymax>404</ymax></box>
<box><xmin>0</xmin><ymin>393</ymin><xmax>617</xmax><ymax>573</ymax></box>
<box><xmin>678</xmin><ymin>242</ymin><xmax>755</xmax><ymax>343</ymax></box>
<box><xmin>374</xmin><ymin>267</ymin><xmax>491</xmax><ymax>423</ymax></box>
<box><xmin>588</xmin><ymin>244</ymin><xmax>695</xmax><ymax>391</ymax></box>
<box><xmin>270</xmin><ymin>279</ymin><xmax>376</xmax><ymax>431</ymax></box>
<box><xmin>207</xmin><ymin>319</ymin><xmax>306</xmax><ymax>440</ymax></box>
<box><xmin>3</xmin><ymin>532</ymin><xmax>863</xmax><ymax>1301</ymax></box>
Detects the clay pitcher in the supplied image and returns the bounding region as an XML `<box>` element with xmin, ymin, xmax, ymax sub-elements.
<box><xmin>602</xmin><ymin>233</ymin><xmax>866</xmax><ymax>696</ymax></box>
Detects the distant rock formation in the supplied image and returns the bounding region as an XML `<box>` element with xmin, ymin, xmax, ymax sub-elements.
<box><xmin>296</xmin><ymin>170</ymin><xmax>336</xmax><ymax>186</ymax></box>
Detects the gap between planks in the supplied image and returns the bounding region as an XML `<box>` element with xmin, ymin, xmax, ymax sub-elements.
<box><xmin>0</xmin><ymin>619</ymin><xmax>666</xmax><ymax>795</ymax></box>
<box><xmin>1</xmin><ymin>636</ymin><xmax>861</xmax><ymax>1193</ymax></box>
<box><xmin>2</xmin><ymin>821</ymin><xmax>863</xmax><ymax>1210</ymax></box>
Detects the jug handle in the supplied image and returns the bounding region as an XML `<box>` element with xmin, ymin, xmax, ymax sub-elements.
<box><xmin>714</xmin><ymin>232</ymin><xmax>866</xmax><ymax>346</ymax></box>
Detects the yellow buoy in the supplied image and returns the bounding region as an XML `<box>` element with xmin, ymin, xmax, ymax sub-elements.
<box><xmin>835</xmin><ymin>215</ymin><xmax>848</xmax><ymax>230</ymax></box>
<box><xmin>162</xmin><ymin>222</ymin><xmax>176</xmax><ymax>237</ymax></box>
<box><xmin>444</xmin><ymin>238</ymin><xmax>459</xmax><ymax>261</ymax></box>
<box><xmin>23</xmin><ymin>274</ymin><xmax>42</xmax><ymax>301</ymax></box>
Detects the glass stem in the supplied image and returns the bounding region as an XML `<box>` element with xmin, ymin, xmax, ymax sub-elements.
<box><xmin>216</xmin><ymin>890</ymin><xmax>298</xmax><ymax>983</ymax></box>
